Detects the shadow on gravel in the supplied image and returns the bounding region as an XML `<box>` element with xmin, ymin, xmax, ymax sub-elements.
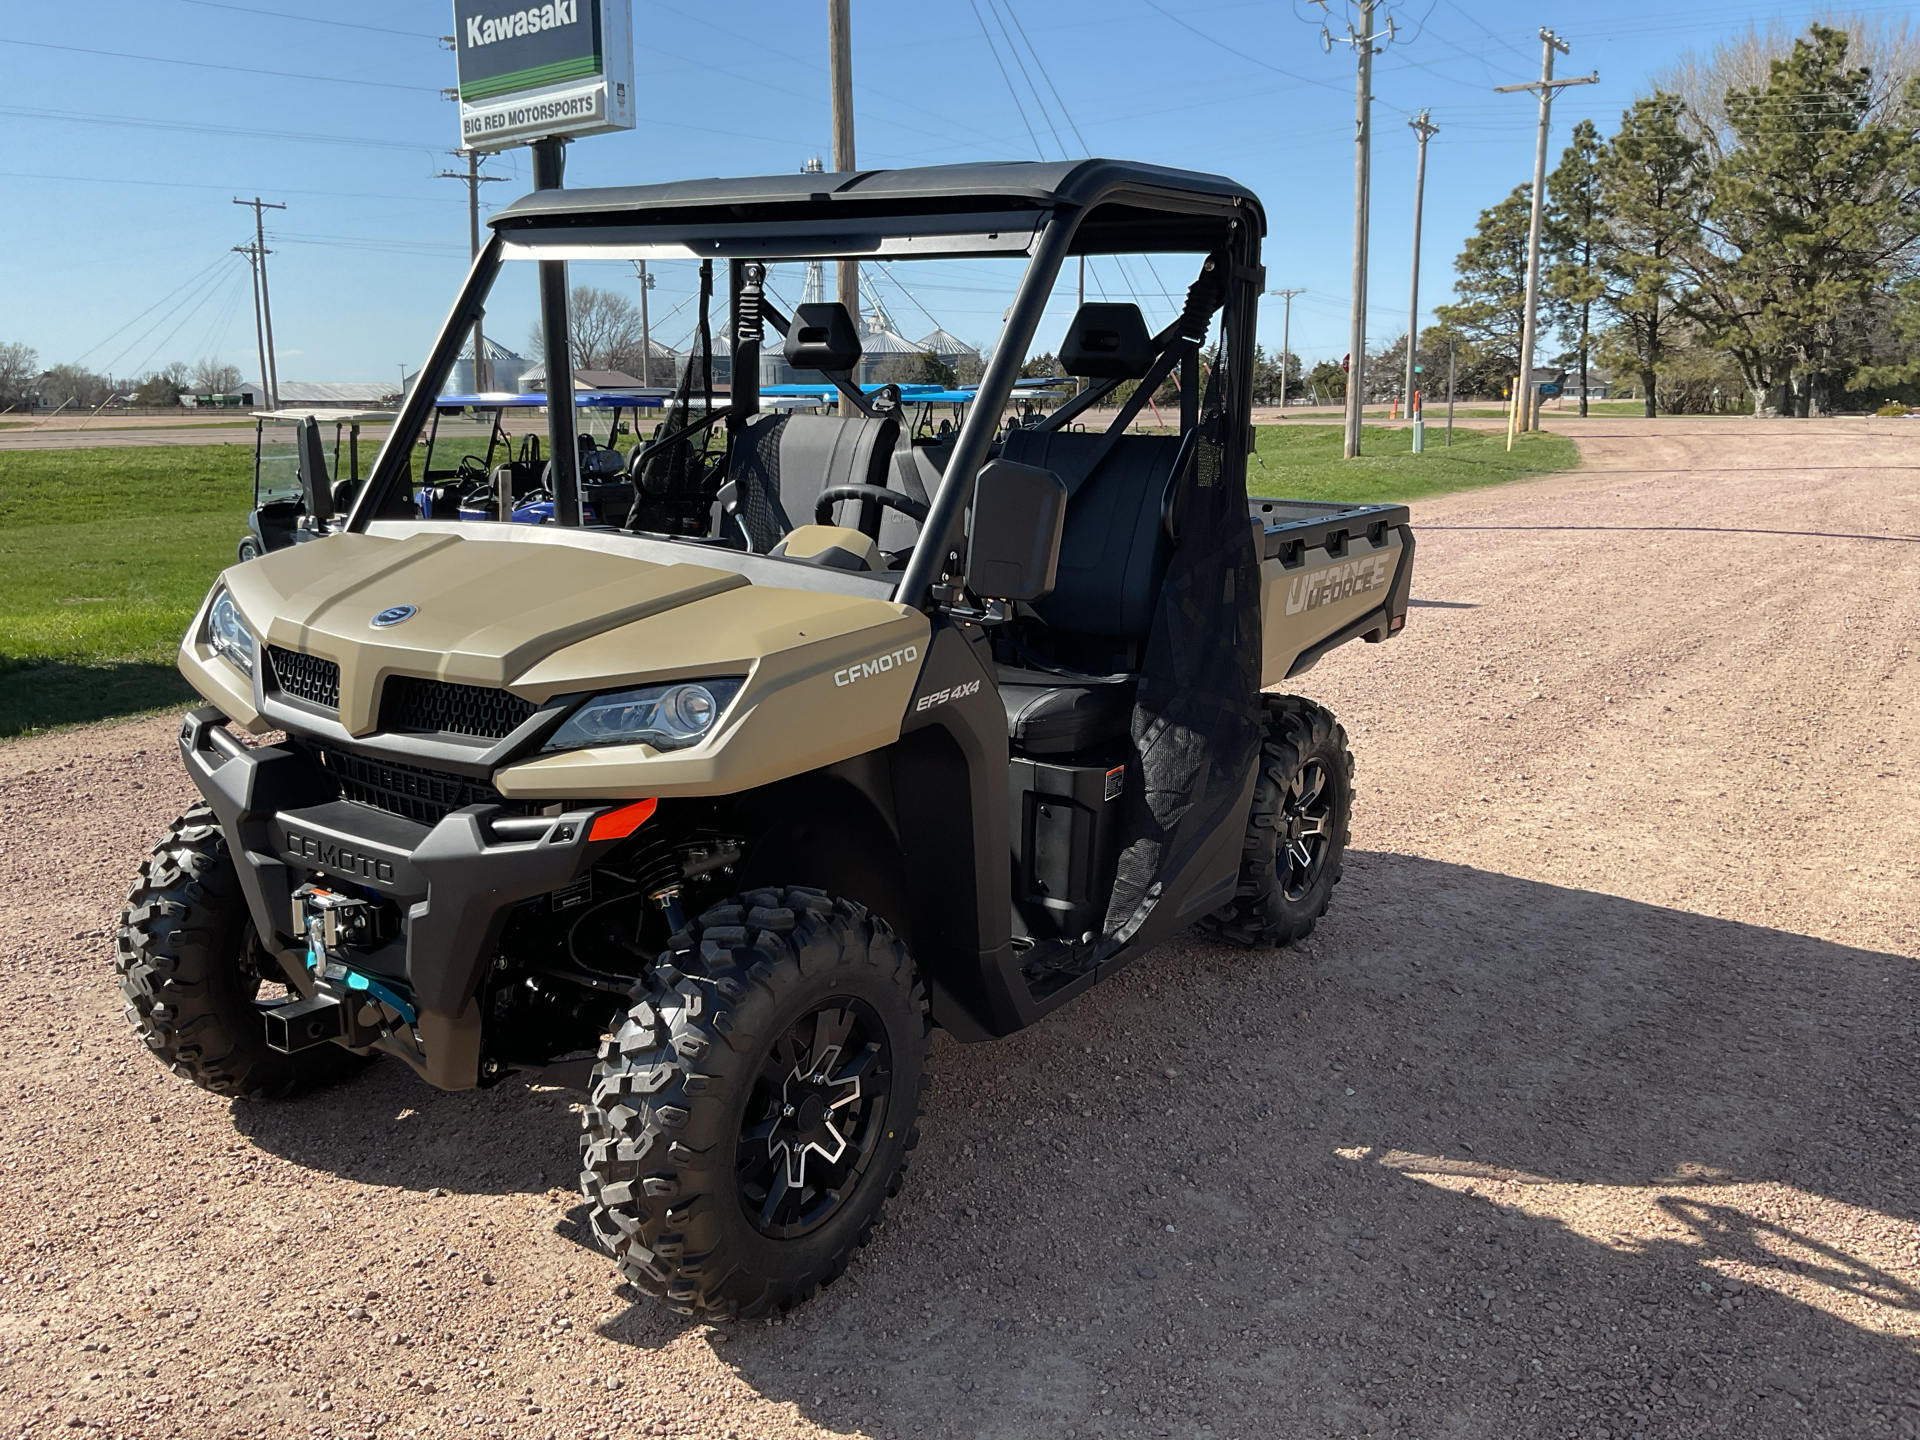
<box><xmin>584</xmin><ymin>852</ymin><xmax>1918</xmax><ymax>1440</ymax></box>
<box><xmin>0</xmin><ymin>658</ymin><xmax>196</xmax><ymax>737</ymax></box>
<box><xmin>227</xmin><ymin>853</ymin><xmax>1919</xmax><ymax>1439</ymax></box>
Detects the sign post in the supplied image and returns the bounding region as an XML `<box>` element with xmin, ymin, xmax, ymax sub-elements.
<box><xmin>449</xmin><ymin>0</ymin><xmax>633</xmax><ymax>526</ymax></box>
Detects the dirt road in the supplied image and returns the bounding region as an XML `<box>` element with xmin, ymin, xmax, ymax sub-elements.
<box><xmin>1</xmin><ymin>417</ymin><xmax>1916</xmax><ymax>1440</ymax></box>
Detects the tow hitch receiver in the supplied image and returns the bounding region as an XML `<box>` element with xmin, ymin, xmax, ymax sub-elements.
<box><xmin>264</xmin><ymin>993</ymin><xmax>346</xmax><ymax>1053</ymax></box>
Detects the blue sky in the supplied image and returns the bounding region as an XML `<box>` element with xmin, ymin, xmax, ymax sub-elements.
<box><xmin>0</xmin><ymin>0</ymin><xmax>1880</xmax><ymax>384</ymax></box>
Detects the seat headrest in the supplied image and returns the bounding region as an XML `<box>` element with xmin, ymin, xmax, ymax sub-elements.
<box><xmin>784</xmin><ymin>302</ymin><xmax>863</xmax><ymax>372</ymax></box>
<box><xmin>1060</xmin><ymin>302</ymin><xmax>1154</xmax><ymax>380</ymax></box>
<box><xmin>296</xmin><ymin>416</ymin><xmax>333</xmax><ymax>520</ymax></box>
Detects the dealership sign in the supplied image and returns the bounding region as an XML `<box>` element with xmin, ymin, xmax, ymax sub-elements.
<box><xmin>453</xmin><ymin>0</ymin><xmax>634</xmax><ymax>151</ymax></box>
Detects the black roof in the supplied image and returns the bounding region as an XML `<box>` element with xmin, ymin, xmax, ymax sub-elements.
<box><xmin>489</xmin><ymin>159</ymin><xmax>1264</xmax><ymax>255</ymax></box>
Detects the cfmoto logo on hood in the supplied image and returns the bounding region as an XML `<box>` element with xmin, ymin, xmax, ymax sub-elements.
<box><xmin>371</xmin><ymin>605</ymin><xmax>418</xmax><ymax>629</ymax></box>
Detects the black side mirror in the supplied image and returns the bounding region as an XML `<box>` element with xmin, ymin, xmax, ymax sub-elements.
<box><xmin>784</xmin><ymin>302</ymin><xmax>863</xmax><ymax>372</ymax></box>
<box><xmin>966</xmin><ymin>460</ymin><xmax>1066</xmax><ymax>602</ymax></box>
<box><xmin>296</xmin><ymin>416</ymin><xmax>334</xmax><ymax>521</ymax></box>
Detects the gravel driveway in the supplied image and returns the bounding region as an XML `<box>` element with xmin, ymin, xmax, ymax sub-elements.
<box><xmin>2</xmin><ymin>417</ymin><xmax>1916</xmax><ymax>1440</ymax></box>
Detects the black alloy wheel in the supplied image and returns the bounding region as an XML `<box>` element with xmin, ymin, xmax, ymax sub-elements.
<box><xmin>1279</xmin><ymin>757</ymin><xmax>1337</xmax><ymax>902</ymax></box>
<box><xmin>1199</xmin><ymin>694</ymin><xmax>1354</xmax><ymax>948</ymax></box>
<box><xmin>738</xmin><ymin>999</ymin><xmax>892</xmax><ymax>1239</ymax></box>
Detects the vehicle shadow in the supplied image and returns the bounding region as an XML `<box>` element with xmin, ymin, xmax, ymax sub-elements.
<box><xmin>0</xmin><ymin>658</ymin><xmax>197</xmax><ymax>737</ymax></box>
<box><xmin>588</xmin><ymin>852</ymin><xmax>1920</xmax><ymax>1439</ymax></box>
<box><xmin>233</xmin><ymin>852</ymin><xmax>1920</xmax><ymax>1439</ymax></box>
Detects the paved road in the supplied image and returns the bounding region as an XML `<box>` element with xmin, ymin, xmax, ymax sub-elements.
<box><xmin>0</xmin><ymin>417</ymin><xmax>1915</xmax><ymax>1440</ymax></box>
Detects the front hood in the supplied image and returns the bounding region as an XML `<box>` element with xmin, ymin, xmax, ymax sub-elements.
<box><xmin>222</xmin><ymin>531</ymin><xmax>748</xmax><ymax>734</ymax></box>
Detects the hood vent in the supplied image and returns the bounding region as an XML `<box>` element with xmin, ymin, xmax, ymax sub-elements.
<box><xmin>267</xmin><ymin>646</ymin><xmax>341</xmax><ymax>710</ymax></box>
<box><xmin>380</xmin><ymin>675</ymin><xmax>538</xmax><ymax>740</ymax></box>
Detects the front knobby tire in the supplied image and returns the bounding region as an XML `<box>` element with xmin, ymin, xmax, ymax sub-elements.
<box><xmin>580</xmin><ymin>887</ymin><xmax>929</xmax><ymax>1318</ymax></box>
<box><xmin>1200</xmin><ymin>694</ymin><xmax>1354</xmax><ymax>948</ymax></box>
<box><xmin>116</xmin><ymin>804</ymin><xmax>374</xmax><ymax>1098</ymax></box>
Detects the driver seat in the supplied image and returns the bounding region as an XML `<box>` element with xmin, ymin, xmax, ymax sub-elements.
<box><xmin>725</xmin><ymin>411</ymin><xmax>899</xmax><ymax>552</ymax></box>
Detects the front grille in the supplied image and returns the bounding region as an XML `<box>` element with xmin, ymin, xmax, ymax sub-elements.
<box><xmin>381</xmin><ymin>675</ymin><xmax>537</xmax><ymax>740</ymax></box>
<box><xmin>312</xmin><ymin>744</ymin><xmax>525</xmax><ymax>827</ymax></box>
<box><xmin>267</xmin><ymin>646</ymin><xmax>340</xmax><ymax>709</ymax></box>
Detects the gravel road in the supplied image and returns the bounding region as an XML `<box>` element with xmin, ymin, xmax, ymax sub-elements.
<box><xmin>2</xmin><ymin>416</ymin><xmax>1916</xmax><ymax>1440</ymax></box>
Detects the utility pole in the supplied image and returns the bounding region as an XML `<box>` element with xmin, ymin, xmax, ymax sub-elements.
<box><xmin>828</xmin><ymin>0</ymin><xmax>859</xmax><ymax>418</ymax></box>
<box><xmin>233</xmin><ymin>197</ymin><xmax>285</xmax><ymax>409</ymax></box>
<box><xmin>636</xmin><ymin>262</ymin><xmax>655</xmax><ymax>387</ymax></box>
<box><xmin>1269</xmin><ymin>288</ymin><xmax>1305</xmax><ymax>414</ymax></box>
<box><xmin>1404</xmin><ymin>111</ymin><xmax>1438</xmax><ymax>433</ymax></box>
<box><xmin>438</xmin><ymin>151</ymin><xmax>506</xmax><ymax>391</ymax></box>
<box><xmin>1496</xmin><ymin>32</ymin><xmax>1596</xmax><ymax>433</ymax></box>
<box><xmin>530</xmin><ymin>136</ymin><xmax>581</xmax><ymax>526</ymax></box>
<box><xmin>233</xmin><ymin>242</ymin><xmax>270</xmax><ymax>410</ymax></box>
<box><xmin>1320</xmin><ymin>0</ymin><xmax>1393</xmax><ymax>458</ymax></box>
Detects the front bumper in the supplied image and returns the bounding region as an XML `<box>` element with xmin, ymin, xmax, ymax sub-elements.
<box><xmin>179</xmin><ymin>707</ymin><xmax>613</xmax><ymax>1090</ymax></box>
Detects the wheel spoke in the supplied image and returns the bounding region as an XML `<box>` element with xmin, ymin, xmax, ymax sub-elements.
<box><xmin>1291</xmin><ymin>763</ymin><xmax>1325</xmax><ymax>812</ymax></box>
<box><xmin>1287</xmin><ymin>839</ymin><xmax>1315</xmax><ymax>871</ymax></box>
<box><xmin>824</xmin><ymin>1042</ymin><xmax>880</xmax><ymax>1101</ymax></box>
<box><xmin>807</xmin><ymin>1007</ymin><xmax>855</xmax><ymax>1074</ymax></box>
<box><xmin>759</xmin><ymin>1158</ymin><xmax>795</xmax><ymax>1226</ymax></box>
<box><xmin>1295</xmin><ymin>811</ymin><xmax>1331</xmax><ymax>840</ymax></box>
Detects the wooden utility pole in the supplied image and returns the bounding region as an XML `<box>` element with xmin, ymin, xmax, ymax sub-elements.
<box><xmin>1270</xmin><ymin>288</ymin><xmax>1304</xmax><ymax>413</ymax></box>
<box><xmin>829</xmin><ymin>0</ymin><xmax>858</xmax><ymax>417</ymax></box>
<box><xmin>1496</xmin><ymin>32</ymin><xmax>1596</xmax><ymax>432</ymax></box>
<box><xmin>438</xmin><ymin>151</ymin><xmax>506</xmax><ymax>390</ymax></box>
<box><xmin>1403</xmin><ymin>112</ymin><xmax>1438</xmax><ymax>428</ymax></box>
<box><xmin>1320</xmin><ymin>1</ymin><xmax>1391</xmax><ymax>458</ymax></box>
<box><xmin>233</xmin><ymin>197</ymin><xmax>285</xmax><ymax>409</ymax></box>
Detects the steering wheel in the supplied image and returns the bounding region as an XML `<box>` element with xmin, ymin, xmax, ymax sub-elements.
<box><xmin>814</xmin><ymin>484</ymin><xmax>929</xmax><ymax>538</ymax></box>
<box><xmin>456</xmin><ymin>454</ymin><xmax>492</xmax><ymax>484</ymax></box>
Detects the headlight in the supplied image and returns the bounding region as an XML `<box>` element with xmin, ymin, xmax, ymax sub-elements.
<box><xmin>206</xmin><ymin>589</ymin><xmax>256</xmax><ymax>677</ymax></box>
<box><xmin>543</xmin><ymin>679</ymin><xmax>744</xmax><ymax>754</ymax></box>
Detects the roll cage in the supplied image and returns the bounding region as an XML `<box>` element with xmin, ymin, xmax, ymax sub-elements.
<box><xmin>344</xmin><ymin>158</ymin><xmax>1268</xmax><ymax>613</ymax></box>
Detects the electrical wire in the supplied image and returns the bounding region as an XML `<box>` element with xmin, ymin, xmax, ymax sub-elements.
<box><xmin>970</xmin><ymin>0</ymin><xmax>1048</xmax><ymax>158</ymax></box>
<box><xmin>171</xmin><ymin>0</ymin><xmax>441</xmax><ymax>39</ymax></box>
<box><xmin>66</xmin><ymin>254</ymin><xmax>235</xmax><ymax>367</ymax></box>
<box><xmin>0</xmin><ymin>105</ymin><xmax>441</xmax><ymax>155</ymax></box>
<box><xmin>0</xmin><ymin>38</ymin><xmax>441</xmax><ymax>95</ymax></box>
<box><xmin>0</xmin><ymin>170</ymin><xmax>467</xmax><ymax>207</ymax></box>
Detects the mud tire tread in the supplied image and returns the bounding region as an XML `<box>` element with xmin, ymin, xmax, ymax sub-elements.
<box><xmin>1198</xmin><ymin>694</ymin><xmax>1354</xmax><ymax>948</ymax></box>
<box><xmin>580</xmin><ymin>887</ymin><xmax>928</xmax><ymax>1320</ymax></box>
<box><xmin>116</xmin><ymin>803</ymin><xmax>373</xmax><ymax>1099</ymax></box>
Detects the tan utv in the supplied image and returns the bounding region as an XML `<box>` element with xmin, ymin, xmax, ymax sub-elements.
<box><xmin>116</xmin><ymin>159</ymin><xmax>1414</xmax><ymax>1318</ymax></box>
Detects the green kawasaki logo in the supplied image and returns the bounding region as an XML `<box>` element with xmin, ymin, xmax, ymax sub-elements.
<box><xmin>461</xmin><ymin>1</ymin><xmax>599</xmax><ymax>101</ymax></box>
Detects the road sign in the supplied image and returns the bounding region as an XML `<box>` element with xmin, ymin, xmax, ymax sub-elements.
<box><xmin>1539</xmin><ymin>382</ymin><xmax>1562</xmax><ymax>397</ymax></box>
<box><xmin>453</xmin><ymin>0</ymin><xmax>634</xmax><ymax>152</ymax></box>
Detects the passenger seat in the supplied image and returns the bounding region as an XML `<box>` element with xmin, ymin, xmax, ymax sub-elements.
<box><xmin>726</xmin><ymin>412</ymin><xmax>900</xmax><ymax>552</ymax></box>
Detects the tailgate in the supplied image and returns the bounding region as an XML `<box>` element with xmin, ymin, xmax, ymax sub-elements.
<box><xmin>1251</xmin><ymin>499</ymin><xmax>1415</xmax><ymax>684</ymax></box>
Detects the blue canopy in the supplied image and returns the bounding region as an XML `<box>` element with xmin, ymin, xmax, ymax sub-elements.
<box><xmin>435</xmin><ymin>391</ymin><xmax>663</xmax><ymax>410</ymax></box>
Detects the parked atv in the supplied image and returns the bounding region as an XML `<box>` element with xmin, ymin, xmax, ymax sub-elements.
<box><xmin>119</xmin><ymin>159</ymin><xmax>1413</xmax><ymax>1319</ymax></box>
<box><xmin>236</xmin><ymin>410</ymin><xmax>379</xmax><ymax>563</ymax></box>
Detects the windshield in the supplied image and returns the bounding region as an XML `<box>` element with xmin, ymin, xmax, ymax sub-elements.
<box><xmin>360</xmin><ymin>236</ymin><xmax>1222</xmax><ymax>591</ymax></box>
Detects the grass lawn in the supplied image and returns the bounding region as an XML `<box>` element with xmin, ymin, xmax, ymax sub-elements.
<box><xmin>1247</xmin><ymin>422</ymin><xmax>1579</xmax><ymax>504</ymax></box>
<box><xmin>0</xmin><ymin>425</ymin><xmax>1581</xmax><ymax>739</ymax></box>
<box><xmin>0</xmin><ymin>445</ymin><xmax>250</xmax><ymax>737</ymax></box>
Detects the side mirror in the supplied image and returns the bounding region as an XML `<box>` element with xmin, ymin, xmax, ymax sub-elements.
<box><xmin>783</xmin><ymin>302</ymin><xmax>863</xmax><ymax>372</ymax></box>
<box><xmin>296</xmin><ymin>416</ymin><xmax>334</xmax><ymax>521</ymax></box>
<box><xmin>966</xmin><ymin>460</ymin><xmax>1066</xmax><ymax>602</ymax></box>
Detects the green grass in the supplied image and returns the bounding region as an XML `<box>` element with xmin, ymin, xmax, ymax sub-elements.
<box><xmin>0</xmin><ymin>425</ymin><xmax>1581</xmax><ymax>739</ymax></box>
<box><xmin>0</xmin><ymin>446</ymin><xmax>251</xmax><ymax>737</ymax></box>
<box><xmin>1247</xmin><ymin>422</ymin><xmax>1579</xmax><ymax>504</ymax></box>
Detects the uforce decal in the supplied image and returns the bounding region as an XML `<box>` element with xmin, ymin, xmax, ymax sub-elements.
<box><xmin>835</xmin><ymin>645</ymin><xmax>920</xmax><ymax>688</ymax></box>
<box><xmin>284</xmin><ymin>832</ymin><xmax>396</xmax><ymax>886</ymax></box>
<box><xmin>1286</xmin><ymin>554</ymin><xmax>1392</xmax><ymax>617</ymax></box>
<box><xmin>914</xmin><ymin>678</ymin><xmax>983</xmax><ymax>713</ymax></box>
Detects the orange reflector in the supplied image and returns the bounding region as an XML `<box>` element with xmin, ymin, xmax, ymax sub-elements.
<box><xmin>588</xmin><ymin>798</ymin><xmax>658</xmax><ymax>842</ymax></box>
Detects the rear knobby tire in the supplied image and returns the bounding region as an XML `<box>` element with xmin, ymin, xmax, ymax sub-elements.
<box><xmin>1199</xmin><ymin>694</ymin><xmax>1353</xmax><ymax>948</ymax></box>
<box><xmin>580</xmin><ymin>887</ymin><xmax>928</xmax><ymax>1319</ymax></box>
<box><xmin>116</xmin><ymin>803</ymin><xmax>374</xmax><ymax>1098</ymax></box>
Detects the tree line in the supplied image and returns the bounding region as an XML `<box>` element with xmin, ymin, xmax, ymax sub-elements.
<box><xmin>1435</xmin><ymin>23</ymin><xmax>1919</xmax><ymax>416</ymax></box>
<box><xmin>0</xmin><ymin>342</ymin><xmax>245</xmax><ymax>411</ymax></box>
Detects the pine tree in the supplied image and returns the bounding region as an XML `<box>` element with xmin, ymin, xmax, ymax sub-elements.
<box><xmin>1434</xmin><ymin>186</ymin><xmax>1533</xmax><ymax>388</ymax></box>
<box><xmin>1699</xmin><ymin>26</ymin><xmax>1920</xmax><ymax>415</ymax></box>
<box><xmin>1546</xmin><ymin>120</ymin><xmax>1607</xmax><ymax>416</ymax></box>
<box><xmin>1597</xmin><ymin>94</ymin><xmax>1704</xmax><ymax>418</ymax></box>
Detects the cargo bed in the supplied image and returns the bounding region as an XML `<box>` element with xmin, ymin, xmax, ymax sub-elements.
<box><xmin>1251</xmin><ymin>498</ymin><xmax>1415</xmax><ymax>683</ymax></box>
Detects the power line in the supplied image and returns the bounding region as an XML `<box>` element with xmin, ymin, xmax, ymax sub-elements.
<box><xmin>0</xmin><ymin>105</ymin><xmax>441</xmax><ymax>154</ymax></box>
<box><xmin>170</xmin><ymin>0</ymin><xmax>441</xmax><ymax>39</ymax></box>
<box><xmin>0</xmin><ymin>170</ymin><xmax>468</xmax><ymax>206</ymax></box>
<box><xmin>970</xmin><ymin>0</ymin><xmax>1046</xmax><ymax>158</ymax></box>
<box><xmin>0</xmin><ymin>38</ymin><xmax>441</xmax><ymax>94</ymax></box>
